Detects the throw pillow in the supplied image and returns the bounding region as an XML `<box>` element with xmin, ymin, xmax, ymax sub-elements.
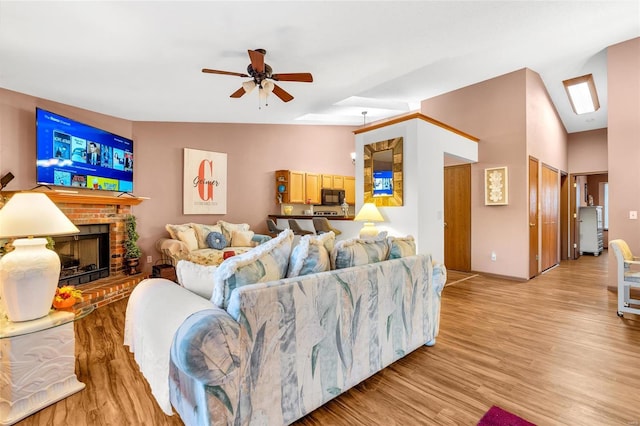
<box><xmin>166</xmin><ymin>223</ymin><xmax>193</xmax><ymax>241</ymax></box>
<box><xmin>331</xmin><ymin>231</ymin><xmax>390</xmax><ymax>270</ymax></box>
<box><xmin>231</xmin><ymin>230</ymin><xmax>255</xmax><ymax>247</ymax></box>
<box><xmin>218</xmin><ymin>220</ymin><xmax>251</xmax><ymax>247</ymax></box>
<box><xmin>211</xmin><ymin>229</ymin><xmax>294</xmax><ymax>308</ymax></box>
<box><xmin>287</xmin><ymin>234</ymin><xmax>331</xmax><ymax>278</ymax></box>
<box><xmin>175</xmin><ymin>227</ymin><xmax>199</xmax><ymax>252</ymax></box>
<box><xmin>387</xmin><ymin>235</ymin><xmax>416</xmax><ymax>259</ymax></box>
<box><xmin>206</xmin><ymin>231</ymin><xmax>227</xmax><ymax>250</ymax></box>
<box><xmin>192</xmin><ymin>223</ymin><xmax>223</xmax><ymax>249</ymax></box>
<box><xmin>313</xmin><ymin>231</ymin><xmax>336</xmax><ymax>254</ymax></box>
<box><xmin>175</xmin><ymin>260</ymin><xmax>218</xmax><ymax>299</ymax></box>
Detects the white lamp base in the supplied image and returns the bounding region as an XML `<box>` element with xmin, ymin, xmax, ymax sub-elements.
<box><xmin>359</xmin><ymin>222</ymin><xmax>380</xmax><ymax>239</ymax></box>
<box><xmin>0</xmin><ymin>238</ymin><xmax>61</xmax><ymax>322</ymax></box>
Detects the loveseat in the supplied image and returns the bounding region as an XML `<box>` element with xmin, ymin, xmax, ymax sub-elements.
<box><xmin>125</xmin><ymin>230</ymin><xmax>446</xmax><ymax>425</ymax></box>
<box><xmin>157</xmin><ymin>220</ymin><xmax>271</xmax><ymax>266</ymax></box>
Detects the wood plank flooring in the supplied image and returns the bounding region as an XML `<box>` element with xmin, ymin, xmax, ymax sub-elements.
<box><xmin>16</xmin><ymin>251</ymin><xmax>640</xmax><ymax>425</ymax></box>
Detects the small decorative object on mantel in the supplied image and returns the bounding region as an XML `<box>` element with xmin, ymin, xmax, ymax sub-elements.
<box><xmin>53</xmin><ymin>285</ymin><xmax>82</xmax><ymax>310</ymax></box>
<box><xmin>484</xmin><ymin>166</ymin><xmax>509</xmax><ymax>206</ymax></box>
<box><xmin>124</xmin><ymin>214</ymin><xmax>142</xmax><ymax>275</ymax></box>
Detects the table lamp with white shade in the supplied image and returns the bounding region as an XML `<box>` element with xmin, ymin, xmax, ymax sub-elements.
<box><xmin>0</xmin><ymin>192</ymin><xmax>79</xmax><ymax>322</ymax></box>
<box><xmin>354</xmin><ymin>202</ymin><xmax>384</xmax><ymax>238</ymax></box>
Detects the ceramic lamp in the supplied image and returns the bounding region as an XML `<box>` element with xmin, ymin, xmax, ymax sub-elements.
<box><xmin>0</xmin><ymin>192</ymin><xmax>79</xmax><ymax>322</ymax></box>
<box><xmin>354</xmin><ymin>203</ymin><xmax>384</xmax><ymax>238</ymax></box>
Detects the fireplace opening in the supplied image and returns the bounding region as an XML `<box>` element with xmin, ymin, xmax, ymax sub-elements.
<box><xmin>53</xmin><ymin>224</ymin><xmax>110</xmax><ymax>286</ymax></box>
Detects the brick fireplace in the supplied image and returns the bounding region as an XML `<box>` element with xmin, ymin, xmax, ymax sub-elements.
<box><xmin>49</xmin><ymin>192</ymin><xmax>143</xmax><ymax>278</ymax></box>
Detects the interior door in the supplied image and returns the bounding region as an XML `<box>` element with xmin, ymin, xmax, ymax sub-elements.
<box><xmin>570</xmin><ymin>175</ymin><xmax>581</xmax><ymax>259</ymax></box>
<box><xmin>444</xmin><ymin>164</ymin><xmax>471</xmax><ymax>271</ymax></box>
<box><xmin>541</xmin><ymin>164</ymin><xmax>559</xmax><ymax>271</ymax></box>
<box><xmin>529</xmin><ymin>157</ymin><xmax>539</xmax><ymax>278</ymax></box>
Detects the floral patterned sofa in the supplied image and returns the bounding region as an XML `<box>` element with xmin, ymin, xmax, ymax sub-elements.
<box><xmin>126</xmin><ymin>230</ymin><xmax>446</xmax><ymax>425</ymax></box>
<box><xmin>156</xmin><ymin>220</ymin><xmax>271</xmax><ymax>266</ymax></box>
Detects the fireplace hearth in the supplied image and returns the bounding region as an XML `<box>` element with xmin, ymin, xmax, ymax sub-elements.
<box><xmin>53</xmin><ymin>224</ymin><xmax>110</xmax><ymax>286</ymax></box>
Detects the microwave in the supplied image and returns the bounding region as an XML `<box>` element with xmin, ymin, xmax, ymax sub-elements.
<box><xmin>321</xmin><ymin>188</ymin><xmax>345</xmax><ymax>205</ymax></box>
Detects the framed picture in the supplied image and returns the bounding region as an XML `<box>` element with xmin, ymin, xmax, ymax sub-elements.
<box><xmin>484</xmin><ymin>166</ymin><xmax>508</xmax><ymax>206</ymax></box>
<box><xmin>183</xmin><ymin>148</ymin><xmax>227</xmax><ymax>214</ymax></box>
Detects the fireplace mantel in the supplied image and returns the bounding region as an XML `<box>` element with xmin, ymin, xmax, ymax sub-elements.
<box><xmin>5</xmin><ymin>191</ymin><xmax>146</xmax><ymax>206</ymax></box>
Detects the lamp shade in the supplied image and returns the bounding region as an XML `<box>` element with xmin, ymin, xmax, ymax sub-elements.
<box><xmin>0</xmin><ymin>192</ymin><xmax>79</xmax><ymax>238</ymax></box>
<box><xmin>354</xmin><ymin>203</ymin><xmax>384</xmax><ymax>223</ymax></box>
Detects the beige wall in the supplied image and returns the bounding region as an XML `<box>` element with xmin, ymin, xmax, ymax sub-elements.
<box><xmin>0</xmin><ymin>87</ymin><xmax>356</xmax><ymax>272</ymax></box>
<box><xmin>608</xmin><ymin>37</ymin><xmax>640</xmax><ymax>286</ymax></box>
<box><xmin>568</xmin><ymin>129</ymin><xmax>608</xmax><ymax>174</ymax></box>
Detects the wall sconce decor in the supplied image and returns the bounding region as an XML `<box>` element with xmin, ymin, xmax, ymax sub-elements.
<box><xmin>484</xmin><ymin>167</ymin><xmax>508</xmax><ymax>206</ymax></box>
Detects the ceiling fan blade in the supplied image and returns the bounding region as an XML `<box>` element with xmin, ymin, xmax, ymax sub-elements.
<box><xmin>248</xmin><ymin>49</ymin><xmax>265</xmax><ymax>73</ymax></box>
<box><xmin>202</xmin><ymin>68</ymin><xmax>249</xmax><ymax>78</ymax></box>
<box><xmin>272</xmin><ymin>84</ymin><xmax>294</xmax><ymax>102</ymax></box>
<box><xmin>271</xmin><ymin>73</ymin><xmax>313</xmax><ymax>83</ymax></box>
<box><xmin>230</xmin><ymin>87</ymin><xmax>246</xmax><ymax>98</ymax></box>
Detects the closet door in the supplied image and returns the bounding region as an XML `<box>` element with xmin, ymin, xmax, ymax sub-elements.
<box><xmin>541</xmin><ymin>164</ymin><xmax>559</xmax><ymax>271</ymax></box>
<box><xmin>529</xmin><ymin>157</ymin><xmax>539</xmax><ymax>278</ymax></box>
<box><xmin>444</xmin><ymin>164</ymin><xmax>471</xmax><ymax>271</ymax></box>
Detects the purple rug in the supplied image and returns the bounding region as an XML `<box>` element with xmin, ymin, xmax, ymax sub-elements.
<box><xmin>477</xmin><ymin>405</ymin><xmax>536</xmax><ymax>426</ymax></box>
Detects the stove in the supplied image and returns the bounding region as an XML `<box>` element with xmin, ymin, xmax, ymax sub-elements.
<box><xmin>313</xmin><ymin>211</ymin><xmax>339</xmax><ymax>216</ymax></box>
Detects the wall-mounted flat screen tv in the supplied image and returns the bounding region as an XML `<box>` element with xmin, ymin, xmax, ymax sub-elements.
<box><xmin>36</xmin><ymin>108</ymin><xmax>134</xmax><ymax>192</ymax></box>
<box><xmin>373</xmin><ymin>170</ymin><xmax>393</xmax><ymax>196</ymax></box>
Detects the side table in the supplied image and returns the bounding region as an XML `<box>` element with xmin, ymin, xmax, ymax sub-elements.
<box><xmin>0</xmin><ymin>305</ymin><xmax>94</xmax><ymax>425</ymax></box>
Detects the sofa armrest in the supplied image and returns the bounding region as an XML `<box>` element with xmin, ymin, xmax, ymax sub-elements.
<box><xmin>156</xmin><ymin>237</ymin><xmax>191</xmax><ymax>262</ymax></box>
<box><xmin>169</xmin><ymin>307</ymin><xmax>243</xmax><ymax>425</ymax></box>
<box><xmin>251</xmin><ymin>233</ymin><xmax>272</xmax><ymax>247</ymax></box>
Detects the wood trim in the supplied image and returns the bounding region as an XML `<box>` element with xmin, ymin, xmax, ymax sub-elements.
<box><xmin>353</xmin><ymin>112</ymin><xmax>479</xmax><ymax>142</ymax></box>
<box><xmin>4</xmin><ymin>190</ymin><xmax>145</xmax><ymax>206</ymax></box>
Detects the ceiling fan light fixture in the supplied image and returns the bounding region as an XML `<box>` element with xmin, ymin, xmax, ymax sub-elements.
<box><xmin>242</xmin><ymin>80</ymin><xmax>256</xmax><ymax>94</ymax></box>
<box><xmin>262</xmin><ymin>80</ymin><xmax>274</xmax><ymax>94</ymax></box>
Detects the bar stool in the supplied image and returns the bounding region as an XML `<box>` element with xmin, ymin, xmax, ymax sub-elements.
<box><xmin>312</xmin><ymin>217</ymin><xmax>342</xmax><ymax>236</ymax></box>
<box><xmin>288</xmin><ymin>219</ymin><xmax>314</xmax><ymax>236</ymax></box>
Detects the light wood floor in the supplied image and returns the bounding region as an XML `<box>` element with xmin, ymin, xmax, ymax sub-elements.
<box><xmin>17</xmin><ymin>251</ymin><xmax>640</xmax><ymax>425</ymax></box>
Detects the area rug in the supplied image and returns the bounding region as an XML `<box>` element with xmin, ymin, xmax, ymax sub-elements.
<box><xmin>477</xmin><ymin>405</ymin><xmax>536</xmax><ymax>426</ymax></box>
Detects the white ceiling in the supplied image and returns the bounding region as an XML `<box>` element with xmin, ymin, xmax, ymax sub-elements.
<box><xmin>0</xmin><ymin>1</ymin><xmax>638</xmax><ymax>133</ymax></box>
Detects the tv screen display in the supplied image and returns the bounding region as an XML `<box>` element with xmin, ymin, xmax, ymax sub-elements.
<box><xmin>36</xmin><ymin>108</ymin><xmax>134</xmax><ymax>192</ymax></box>
<box><xmin>373</xmin><ymin>170</ymin><xmax>393</xmax><ymax>196</ymax></box>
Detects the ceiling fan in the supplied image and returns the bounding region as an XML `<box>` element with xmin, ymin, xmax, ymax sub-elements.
<box><xmin>202</xmin><ymin>49</ymin><xmax>313</xmax><ymax>103</ymax></box>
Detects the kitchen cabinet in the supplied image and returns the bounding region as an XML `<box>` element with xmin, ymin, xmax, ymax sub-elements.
<box><xmin>344</xmin><ymin>176</ymin><xmax>355</xmax><ymax>205</ymax></box>
<box><xmin>275</xmin><ymin>170</ymin><xmax>305</xmax><ymax>204</ymax></box>
<box><xmin>305</xmin><ymin>173</ymin><xmax>321</xmax><ymax>205</ymax></box>
<box><xmin>278</xmin><ymin>170</ymin><xmax>354</xmax><ymax>205</ymax></box>
<box><xmin>321</xmin><ymin>174</ymin><xmax>345</xmax><ymax>189</ymax></box>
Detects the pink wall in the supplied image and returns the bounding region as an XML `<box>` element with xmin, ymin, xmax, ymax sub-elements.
<box><xmin>422</xmin><ymin>68</ymin><xmax>568</xmax><ymax>279</ymax></box>
<box><xmin>568</xmin><ymin>129</ymin><xmax>608</xmax><ymax>174</ymax></box>
<box><xmin>422</xmin><ymin>69</ymin><xmax>529</xmax><ymax>278</ymax></box>
<box><xmin>0</xmin><ymin>87</ymin><xmax>356</xmax><ymax>272</ymax></box>
<box><xmin>0</xmin><ymin>87</ymin><xmax>132</xmax><ymax>190</ymax></box>
<box><xmin>132</xmin><ymin>121</ymin><xmax>355</xmax><ymax>265</ymax></box>
<box><xmin>608</xmin><ymin>37</ymin><xmax>640</xmax><ymax>286</ymax></box>
<box><xmin>525</xmin><ymin>69</ymin><xmax>568</xmax><ymax>172</ymax></box>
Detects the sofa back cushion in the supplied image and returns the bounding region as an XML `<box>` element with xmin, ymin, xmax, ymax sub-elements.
<box><xmin>218</xmin><ymin>220</ymin><xmax>251</xmax><ymax>247</ymax></box>
<box><xmin>387</xmin><ymin>235</ymin><xmax>416</xmax><ymax>259</ymax></box>
<box><xmin>287</xmin><ymin>234</ymin><xmax>331</xmax><ymax>278</ymax></box>
<box><xmin>211</xmin><ymin>229</ymin><xmax>294</xmax><ymax>308</ymax></box>
<box><xmin>331</xmin><ymin>232</ymin><xmax>390</xmax><ymax>269</ymax></box>
<box><xmin>192</xmin><ymin>223</ymin><xmax>223</xmax><ymax>249</ymax></box>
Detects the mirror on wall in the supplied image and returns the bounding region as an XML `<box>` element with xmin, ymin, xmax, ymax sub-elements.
<box><xmin>363</xmin><ymin>137</ymin><xmax>403</xmax><ymax>206</ymax></box>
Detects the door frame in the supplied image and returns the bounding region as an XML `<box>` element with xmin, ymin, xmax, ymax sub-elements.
<box><xmin>528</xmin><ymin>156</ymin><xmax>539</xmax><ymax>278</ymax></box>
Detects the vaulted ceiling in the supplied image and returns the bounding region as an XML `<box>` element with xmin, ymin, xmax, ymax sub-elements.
<box><xmin>0</xmin><ymin>1</ymin><xmax>638</xmax><ymax>133</ymax></box>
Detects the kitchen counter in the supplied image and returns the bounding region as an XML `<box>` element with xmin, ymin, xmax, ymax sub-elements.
<box><xmin>268</xmin><ymin>214</ymin><xmax>354</xmax><ymax>221</ymax></box>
